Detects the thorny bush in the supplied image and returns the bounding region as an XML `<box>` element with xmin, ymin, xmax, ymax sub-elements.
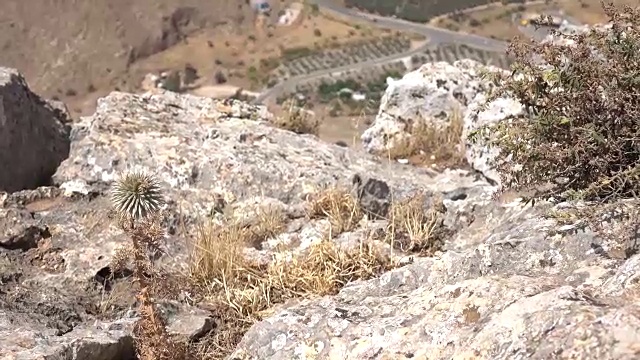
<box><xmin>473</xmin><ymin>3</ymin><xmax>640</xmax><ymax>202</ymax></box>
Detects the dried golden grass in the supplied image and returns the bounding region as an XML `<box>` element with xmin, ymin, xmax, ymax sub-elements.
<box><xmin>185</xmin><ymin>185</ymin><xmax>451</xmax><ymax>358</ymax></box>
<box><xmin>386</xmin><ymin>192</ymin><xmax>447</xmax><ymax>255</ymax></box>
<box><xmin>241</xmin><ymin>209</ymin><xmax>288</xmax><ymax>249</ymax></box>
<box><xmin>385</xmin><ymin>108</ymin><xmax>467</xmax><ymax>169</ymax></box>
<box><xmin>266</xmin><ymin>239</ymin><xmax>394</xmax><ymax>297</ymax></box>
<box><xmin>271</xmin><ymin>100</ymin><xmax>321</xmax><ymax>135</ymax></box>
<box><xmin>189</xmin><ymin>222</ymin><xmax>254</xmax><ymax>288</ymax></box>
<box><xmin>188</xmin><ymin>191</ymin><xmax>394</xmax><ymax>359</ymax></box>
<box><xmin>306</xmin><ymin>186</ymin><xmax>363</xmax><ymax>235</ymax></box>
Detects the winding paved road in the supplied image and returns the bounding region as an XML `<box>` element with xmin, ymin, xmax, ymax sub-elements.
<box><xmin>311</xmin><ymin>0</ymin><xmax>508</xmax><ymax>51</ymax></box>
<box><xmin>252</xmin><ymin>0</ymin><xmax>510</xmax><ymax>104</ymax></box>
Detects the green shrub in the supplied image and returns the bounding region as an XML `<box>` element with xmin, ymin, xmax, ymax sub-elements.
<box><xmin>474</xmin><ymin>3</ymin><xmax>640</xmax><ymax>202</ymax></box>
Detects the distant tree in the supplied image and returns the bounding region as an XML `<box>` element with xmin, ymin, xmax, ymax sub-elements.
<box><xmin>214</xmin><ymin>71</ymin><xmax>227</xmax><ymax>84</ymax></box>
<box><xmin>183</xmin><ymin>63</ymin><xmax>198</xmax><ymax>85</ymax></box>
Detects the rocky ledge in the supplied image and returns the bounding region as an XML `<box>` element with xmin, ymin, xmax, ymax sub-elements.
<box><xmin>1</xmin><ymin>61</ymin><xmax>639</xmax><ymax>360</ymax></box>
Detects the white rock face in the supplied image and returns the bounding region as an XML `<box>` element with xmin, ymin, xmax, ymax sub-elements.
<box><xmin>463</xmin><ymin>94</ymin><xmax>523</xmax><ymax>185</ymax></box>
<box><xmin>362</xmin><ymin>59</ymin><xmax>521</xmax><ymax>186</ymax></box>
<box><xmin>362</xmin><ymin>60</ymin><xmax>499</xmax><ymax>154</ymax></box>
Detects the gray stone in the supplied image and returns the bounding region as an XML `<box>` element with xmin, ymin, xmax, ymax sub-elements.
<box><xmin>361</xmin><ymin>59</ymin><xmax>520</xmax><ymax>186</ymax></box>
<box><xmin>361</xmin><ymin>59</ymin><xmax>504</xmax><ymax>155</ymax></box>
<box><xmin>351</xmin><ymin>173</ymin><xmax>391</xmax><ymax>219</ymax></box>
<box><xmin>1</xmin><ymin>82</ymin><xmax>635</xmax><ymax>360</ymax></box>
<box><xmin>162</xmin><ymin>301</ymin><xmax>215</xmax><ymax>341</ymax></box>
<box><xmin>0</xmin><ymin>67</ymin><xmax>70</xmax><ymax>192</ymax></box>
<box><xmin>0</xmin><ymin>89</ymin><xmax>494</xmax><ymax>359</ymax></box>
<box><xmin>231</xmin><ymin>199</ymin><xmax>640</xmax><ymax>359</ymax></box>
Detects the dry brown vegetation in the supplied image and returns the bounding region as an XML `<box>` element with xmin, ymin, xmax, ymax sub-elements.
<box><xmin>110</xmin><ymin>173</ymin><xmax>193</xmax><ymax>359</ymax></box>
<box><xmin>306</xmin><ymin>186</ymin><xmax>363</xmax><ymax>234</ymax></box>
<box><xmin>383</xmin><ymin>108</ymin><xmax>467</xmax><ymax>170</ymax></box>
<box><xmin>187</xmin><ymin>194</ymin><xmax>390</xmax><ymax>357</ymax></box>
<box><xmin>386</xmin><ymin>193</ymin><xmax>447</xmax><ymax>256</ymax></box>
<box><xmin>270</xmin><ymin>100</ymin><xmax>322</xmax><ymax>135</ymax></box>
<box><xmin>184</xmin><ymin>184</ymin><xmax>449</xmax><ymax>358</ymax></box>
<box><xmin>105</xmin><ymin>169</ymin><xmax>451</xmax><ymax>359</ymax></box>
<box><xmin>464</xmin><ymin>3</ymin><xmax>640</xmax><ymax>264</ymax></box>
<box><xmin>473</xmin><ymin>3</ymin><xmax>640</xmax><ymax>203</ymax></box>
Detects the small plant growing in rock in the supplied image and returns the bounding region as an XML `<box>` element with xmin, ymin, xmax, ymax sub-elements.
<box><xmin>473</xmin><ymin>3</ymin><xmax>640</xmax><ymax>202</ymax></box>
<box><xmin>110</xmin><ymin>171</ymin><xmax>190</xmax><ymax>360</ymax></box>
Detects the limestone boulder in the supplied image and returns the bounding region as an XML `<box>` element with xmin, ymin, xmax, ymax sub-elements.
<box><xmin>0</xmin><ymin>90</ymin><xmax>495</xmax><ymax>359</ymax></box>
<box><xmin>232</xmin><ymin>198</ymin><xmax>640</xmax><ymax>359</ymax></box>
<box><xmin>0</xmin><ymin>67</ymin><xmax>70</xmax><ymax>192</ymax></box>
<box><xmin>361</xmin><ymin>59</ymin><xmax>503</xmax><ymax>153</ymax></box>
<box><xmin>361</xmin><ymin>59</ymin><xmax>523</xmax><ymax>186</ymax></box>
<box><xmin>462</xmin><ymin>94</ymin><xmax>523</xmax><ymax>186</ymax></box>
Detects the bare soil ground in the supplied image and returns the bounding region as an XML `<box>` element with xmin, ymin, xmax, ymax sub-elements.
<box><xmin>0</xmin><ymin>0</ymin><xmax>244</xmax><ymax>101</ymax></box>
<box><xmin>0</xmin><ymin>0</ymin><xmax>384</xmax><ymax>118</ymax></box>
<box><xmin>432</xmin><ymin>2</ymin><xmax>552</xmax><ymax>40</ymax></box>
<box><xmin>269</xmin><ymin>103</ymin><xmax>374</xmax><ymax>149</ymax></box>
<box><xmin>129</xmin><ymin>10</ymin><xmax>385</xmax><ymax>104</ymax></box>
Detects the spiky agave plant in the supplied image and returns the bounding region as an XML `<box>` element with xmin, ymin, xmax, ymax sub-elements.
<box><xmin>111</xmin><ymin>171</ymin><xmax>164</xmax><ymax>220</ymax></box>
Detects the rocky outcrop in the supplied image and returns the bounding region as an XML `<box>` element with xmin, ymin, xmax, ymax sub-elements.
<box><xmin>232</xmin><ymin>194</ymin><xmax>640</xmax><ymax>359</ymax></box>
<box><xmin>463</xmin><ymin>94</ymin><xmax>522</xmax><ymax>186</ymax></box>
<box><xmin>361</xmin><ymin>59</ymin><xmax>520</xmax><ymax>185</ymax></box>
<box><xmin>0</xmin><ymin>67</ymin><xmax>70</xmax><ymax>192</ymax></box>
<box><xmin>0</xmin><ymin>90</ymin><xmax>495</xmax><ymax>359</ymax></box>
<box><xmin>2</xmin><ymin>86</ymin><xmax>640</xmax><ymax>359</ymax></box>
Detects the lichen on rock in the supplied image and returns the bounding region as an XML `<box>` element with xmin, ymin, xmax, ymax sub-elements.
<box><xmin>2</xmin><ymin>42</ymin><xmax>640</xmax><ymax>360</ymax></box>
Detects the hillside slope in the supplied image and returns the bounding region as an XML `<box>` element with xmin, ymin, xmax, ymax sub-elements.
<box><xmin>0</xmin><ymin>0</ymin><xmax>245</xmax><ymax>98</ymax></box>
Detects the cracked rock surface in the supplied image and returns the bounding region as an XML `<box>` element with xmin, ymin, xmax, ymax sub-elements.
<box><xmin>1</xmin><ymin>65</ymin><xmax>639</xmax><ymax>360</ymax></box>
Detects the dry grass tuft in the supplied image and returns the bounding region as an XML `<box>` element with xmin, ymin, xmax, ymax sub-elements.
<box><xmin>385</xmin><ymin>108</ymin><xmax>467</xmax><ymax>169</ymax></box>
<box><xmin>189</xmin><ymin>222</ymin><xmax>255</xmax><ymax>288</ymax></box>
<box><xmin>271</xmin><ymin>100</ymin><xmax>321</xmax><ymax>135</ymax></box>
<box><xmin>188</xmin><ymin>201</ymin><xmax>394</xmax><ymax>359</ymax></box>
<box><xmin>266</xmin><ymin>239</ymin><xmax>394</xmax><ymax>297</ymax></box>
<box><xmin>243</xmin><ymin>209</ymin><xmax>287</xmax><ymax>249</ymax></box>
<box><xmin>386</xmin><ymin>192</ymin><xmax>447</xmax><ymax>255</ymax></box>
<box><xmin>306</xmin><ymin>186</ymin><xmax>363</xmax><ymax>235</ymax></box>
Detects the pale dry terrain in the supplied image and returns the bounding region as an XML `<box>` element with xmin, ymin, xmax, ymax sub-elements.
<box><xmin>130</xmin><ymin>10</ymin><xmax>385</xmax><ymax>99</ymax></box>
<box><xmin>432</xmin><ymin>0</ymin><xmax>638</xmax><ymax>40</ymax></box>
<box><xmin>0</xmin><ymin>0</ymin><xmax>243</xmax><ymax>97</ymax></box>
<box><xmin>0</xmin><ymin>0</ymin><xmax>384</xmax><ymax>117</ymax></box>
